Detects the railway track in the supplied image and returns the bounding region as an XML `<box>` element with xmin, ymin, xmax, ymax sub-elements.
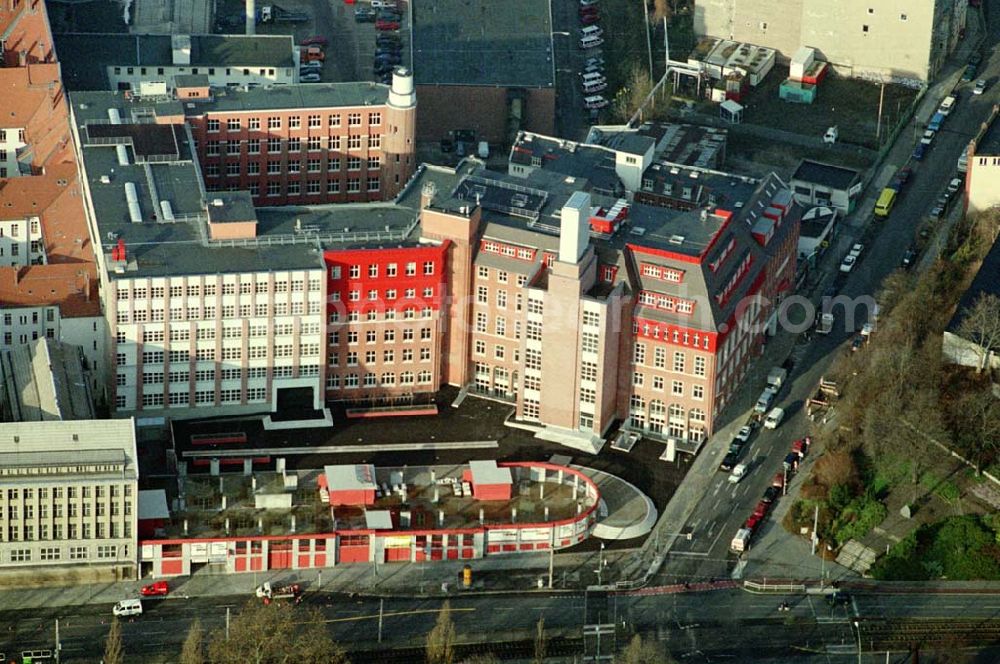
<box><xmin>858</xmin><ymin>618</ymin><xmax>1000</xmax><ymax>650</ymax></box>
<box><xmin>350</xmin><ymin>635</ymin><xmax>584</xmax><ymax>663</ymax></box>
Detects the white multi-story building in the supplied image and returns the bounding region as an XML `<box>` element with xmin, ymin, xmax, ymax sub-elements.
<box><xmin>0</xmin><ymin>419</ymin><xmax>138</xmax><ymax>577</ymax></box>
<box><xmin>0</xmin><ymin>126</ymin><xmax>26</xmax><ymax>180</ymax></box>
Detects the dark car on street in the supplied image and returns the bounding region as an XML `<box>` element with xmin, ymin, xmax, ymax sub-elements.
<box><xmin>719</xmin><ymin>452</ymin><xmax>739</xmax><ymax>472</ymax></box>
<box><xmin>901</xmin><ymin>247</ymin><xmax>917</xmax><ymax>268</ymax></box>
<box><xmin>355</xmin><ymin>7</ymin><xmax>377</xmax><ymax>22</ymax></box>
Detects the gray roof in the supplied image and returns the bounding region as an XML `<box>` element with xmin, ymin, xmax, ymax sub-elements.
<box><xmin>790</xmin><ymin>159</ymin><xmax>860</xmax><ymax>191</ymax></box>
<box><xmin>510</xmin><ymin>133</ymin><xmax>623</xmax><ymax>194</ymax></box>
<box><xmin>946</xmin><ymin>235</ymin><xmax>1000</xmax><ymax>340</ymax></box>
<box><xmin>207</xmin><ymin>192</ymin><xmax>256</xmax><ymax>224</ymax></box>
<box><xmin>0</xmin><ymin>419</ymin><xmax>138</xmax><ymax>477</ymax></box>
<box><xmin>0</xmin><ymin>339</ymin><xmax>95</xmax><ymax>422</ymax></box>
<box><xmin>412</xmin><ymin>0</ymin><xmax>554</xmax><ymax>88</ymax></box>
<box><xmin>175</xmin><ymin>74</ymin><xmax>210</xmax><ymax>88</ymax></box>
<box><xmin>184</xmin><ymin>82</ymin><xmax>390</xmax><ymax>115</ymax></box>
<box><xmin>55</xmin><ymin>33</ymin><xmax>296</xmax><ymax>90</ymax></box>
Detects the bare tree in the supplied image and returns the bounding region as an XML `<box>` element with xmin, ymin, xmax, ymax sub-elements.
<box><xmin>957</xmin><ymin>293</ymin><xmax>1000</xmax><ymax>373</ymax></box>
<box><xmin>180</xmin><ymin>618</ymin><xmax>203</xmax><ymax>664</ymax></box>
<box><xmin>533</xmin><ymin>616</ymin><xmax>547</xmax><ymax>664</ymax></box>
<box><xmin>104</xmin><ymin>617</ymin><xmax>124</xmax><ymax>664</ymax></box>
<box><xmin>206</xmin><ymin>600</ymin><xmax>346</xmax><ymax>664</ymax></box>
<box><xmin>615</xmin><ymin>634</ymin><xmax>675</xmax><ymax>663</ymax></box>
<box><xmin>426</xmin><ymin>600</ymin><xmax>456</xmax><ymax>664</ymax></box>
<box><xmin>952</xmin><ymin>385</ymin><xmax>1000</xmax><ymax>473</ymax></box>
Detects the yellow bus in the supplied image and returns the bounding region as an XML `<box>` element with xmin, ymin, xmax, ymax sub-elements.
<box><xmin>874</xmin><ymin>188</ymin><xmax>897</xmax><ymax>217</ymax></box>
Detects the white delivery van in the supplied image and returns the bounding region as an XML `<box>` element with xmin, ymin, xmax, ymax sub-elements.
<box><xmin>730</xmin><ymin>528</ymin><xmax>752</xmax><ymax>553</ymax></box>
<box><xmin>580</xmin><ymin>25</ymin><xmax>603</xmax><ymax>39</ymax></box>
<box><xmin>112</xmin><ymin>599</ymin><xmax>143</xmax><ymax>617</ymax></box>
<box><xmin>579</xmin><ymin>34</ymin><xmax>604</xmax><ymax>49</ymax></box>
<box><xmin>763</xmin><ymin>407</ymin><xmax>785</xmax><ymax>430</ymax></box>
<box><xmin>728</xmin><ymin>462</ymin><xmax>748</xmax><ymax>484</ymax></box>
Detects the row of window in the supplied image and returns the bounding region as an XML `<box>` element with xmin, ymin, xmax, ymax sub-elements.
<box><xmin>330</xmin><ymin>346</ymin><xmax>432</xmax><ymax>367</ymax></box>
<box><xmin>326</xmin><ymin>370</ymin><xmax>433</xmax><ymax>389</ymax></box>
<box><xmin>117</xmin><ymin>280</ymin><xmax>318</xmax><ymax>300</ymax></box>
<box><xmin>632</xmin><ymin>374</ymin><xmax>705</xmax><ymax>400</ymax></box>
<box><xmin>330</xmin><ymin>327</ymin><xmax>433</xmax><ymax>344</ymax></box>
<box><xmin>204</xmin><ymin>155</ymin><xmax>380</xmax><ymax>176</ymax></box>
<box><xmin>133</xmin><ymin>322</ymin><xmax>321</xmax><ymax>343</ymax></box>
<box><xmin>330</xmin><ymin>261</ymin><xmax>435</xmax><ymax>280</ymax></box>
<box><xmin>203</xmin><ymin>135</ymin><xmax>381</xmax><ymax>155</ymax></box>
<box><xmin>9</xmin><ymin>544</ymin><xmax>126</xmax><ymax>563</ymax></box>
<box><xmin>0</xmin><ymin>499</ymin><xmax>132</xmax><ymax>519</ymax></box>
<box><xmin>116</xmin><ymin>300</ymin><xmax>323</xmax><ymax>323</ymax></box>
<box><xmin>2</xmin><ymin>486</ymin><xmax>131</xmax><ymax>500</ymax></box>
<box><xmin>132</xmin><ymin>342</ymin><xmax>319</xmax><ymax>365</ymax></box>
<box><xmin>225</xmin><ymin>178</ymin><xmax>379</xmax><ymax>197</ymax></box>
<box><xmin>5</xmin><ymin>522</ymin><xmax>132</xmax><ymax>544</ymax></box>
<box><xmin>204</xmin><ymin>112</ymin><xmax>381</xmax><ymax>132</ymax></box>
<box><xmin>138</xmin><ymin>386</ymin><xmax>269</xmax><ymax>407</ymax></box>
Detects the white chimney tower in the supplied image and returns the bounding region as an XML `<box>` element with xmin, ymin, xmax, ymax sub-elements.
<box><xmin>558</xmin><ymin>191</ymin><xmax>591</xmax><ymax>264</ymax></box>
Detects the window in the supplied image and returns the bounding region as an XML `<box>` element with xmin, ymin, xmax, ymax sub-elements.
<box><xmin>694</xmin><ymin>356</ymin><xmax>706</xmax><ymax>377</ymax></box>
<box><xmin>367</xmin><ymin>177</ymin><xmax>380</xmax><ymax>192</ymax></box>
<box><xmin>633</xmin><ymin>372</ymin><xmax>644</xmax><ymax>387</ymax></box>
<box><xmin>634</xmin><ymin>343</ymin><xmax>646</xmax><ymax>365</ymax></box>
<box><xmin>368</xmin><ymin>112</ymin><xmax>382</xmax><ymax>125</ymax></box>
<box><xmin>268</xmin><ymin>116</ymin><xmax>281</xmax><ymax>129</ymax></box>
<box><xmin>692</xmin><ymin>384</ymin><xmax>704</xmax><ymax>400</ymax></box>
<box><xmin>477</xmin><ymin>286</ymin><xmax>488</xmax><ymax>304</ymax></box>
<box><xmin>672</xmin><ymin>380</ymin><xmax>684</xmax><ymax>396</ymax></box>
<box><xmin>289</xmin><ymin>115</ymin><xmax>301</xmax><ymax>129</ymax></box>
<box><xmin>348</xmin><ymin>113</ymin><xmax>362</xmax><ymax>126</ymax></box>
<box><xmin>581</xmin><ymin>332</ymin><xmax>599</xmax><ymax>354</ymax></box>
<box><xmin>329</xmin><ymin>114</ymin><xmax>341</xmax><ymax>127</ymax></box>
<box><xmin>206</xmin><ymin>119</ymin><xmax>220</xmax><ymax>132</ymax></box>
<box><xmin>673</xmin><ymin>352</ymin><xmax>686</xmax><ymax>373</ymax></box>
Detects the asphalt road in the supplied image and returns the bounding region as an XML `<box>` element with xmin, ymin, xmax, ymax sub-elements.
<box><xmin>12</xmin><ymin>587</ymin><xmax>1000</xmax><ymax>662</ymax></box>
<box><xmin>660</xmin><ymin>5</ymin><xmax>1000</xmax><ymax>585</ymax></box>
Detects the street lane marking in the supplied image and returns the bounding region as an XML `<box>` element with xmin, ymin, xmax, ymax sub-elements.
<box><xmin>323</xmin><ymin>607</ymin><xmax>475</xmax><ymax>624</ymax></box>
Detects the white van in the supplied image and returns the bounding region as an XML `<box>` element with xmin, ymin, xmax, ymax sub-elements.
<box><xmin>580</xmin><ymin>25</ymin><xmax>603</xmax><ymax>39</ymax></box>
<box><xmin>582</xmin><ymin>80</ymin><xmax>607</xmax><ymax>94</ymax></box>
<box><xmin>939</xmin><ymin>95</ymin><xmax>956</xmax><ymax>115</ymax></box>
<box><xmin>112</xmin><ymin>599</ymin><xmax>143</xmax><ymax>617</ymax></box>
<box><xmin>728</xmin><ymin>462</ymin><xmax>748</xmax><ymax>484</ymax></box>
<box><xmin>581</xmin><ymin>71</ymin><xmax>606</xmax><ymax>86</ymax></box>
<box><xmin>579</xmin><ymin>34</ymin><xmax>604</xmax><ymax>49</ymax></box>
<box><xmin>583</xmin><ymin>95</ymin><xmax>608</xmax><ymax>109</ymax></box>
<box><xmin>763</xmin><ymin>407</ymin><xmax>785</xmax><ymax>430</ymax></box>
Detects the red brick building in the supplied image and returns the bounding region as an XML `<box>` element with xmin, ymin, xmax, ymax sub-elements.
<box><xmin>184</xmin><ymin>71</ymin><xmax>417</xmax><ymax>206</ymax></box>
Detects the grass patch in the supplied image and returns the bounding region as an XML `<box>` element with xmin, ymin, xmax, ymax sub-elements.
<box><xmin>920</xmin><ymin>471</ymin><xmax>961</xmax><ymax>503</ymax></box>
<box><xmin>872</xmin><ymin>515</ymin><xmax>1000</xmax><ymax>580</ymax></box>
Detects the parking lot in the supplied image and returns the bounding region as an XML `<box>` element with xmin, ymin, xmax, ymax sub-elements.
<box><xmin>214</xmin><ymin>0</ymin><xmax>411</xmax><ymax>84</ymax></box>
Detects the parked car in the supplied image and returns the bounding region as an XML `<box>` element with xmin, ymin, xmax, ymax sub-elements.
<box><xmin>762</xmin><ymin>486</ymin><xmax>781</xmax><ymax>503</ymax></box>
<box><xmin>300</xmin><ymin>36</ymin><xmax>329</xmax><ymax>47</ymax></box>
<box><xmin>375</xmin><ymin>52</ymin><xmax>402</xmax><ymax>64</ymax></box>
<box><xmin>752</xmin><ymin>500</ymin><xmax>770</xmax><ymax>518</ymax></box>
<box><xmin>112</xmin><ymin>599</ymin><xmax>143</xmax><ymax>617</ymax></box>
<box><xmin>970</xmin><ymin>52</ymin><xmax>983</xmax><ymax>67</ymax></box>
<box><xmin>744</xmin><ymin>513</ymin><xmax>762</xmax><ymax>531</ymax></box>
<box><xmin>580</xmin><ymin>0</ymin><xmax>599</xmax><ymax>5</ymax></box>
<box><xmin>850</xmin><ymin>334</ymin><xmax>865</xmax><ymax>352</ymax></box>
<box><xmin>962</xmin><ymin>63</ymin><xmax>978</xmax><ymax>82</ymax></box>
<box><xmin>947</xmin><ymin>177</ymin><xmax>963</xmax><ymax>196</ymax></box>
<box><xmin>300</xmin><ymin>60</ymin><xmax>322</xmax><ymax>69</ymax></box>
<box><xmin>974</xmin><ymin>79</ymin><xmax>988</xmax><ymax>95</ymax></box>
<box><xmin>733</xmin><ymin>424</ymin><xmax>754</xmax><ymax>445</ymax></box>
<box><xmin>912</xmin><ymin>143</ymin><xmax>927</xmax><ymax>161</ymax></box>
<box><xmin>141</xmin><ymin>581</ymin><xmax>169</xmax><ymax>597</ymax></box>
<box><xmin>580</xmin><ymin>12</ymin><xmax>600</xmax><ymax>25</ymax></box>
<box><xmin>763</xmin><ymin>407</ymin><xmax>785</xmax><ymax>430</ymax></box>
<box><xmin>719</xmin><ymin>452</ymin><xmax>739</xmax><ymax>472</ymax></box>
<box><xmin>849</xmin><ymin>243</ymin><xmax>864</xmax><ymax>259</ymax></box>
<box><xmin>839</xmin><ymin>254</ymin><xmax>857</xmax><ymax>273</ymax></box>
<box><xmin>376</xmin><ymin>18</ymin><xmax>401</xmax><ymax>30</ymax></box>
<box><xmin>901</xmin><ymin>247</ymin><xmax>917</xmax><ymax>269</ymax></box>
<box><xmin>355</xmin><ymin>7</ymin><xmax>377</xmax><ymax>22</ymax></box>
<box><xmin>299</xmin><ymin>72</ymin><xmax>321</xmax><ymax>83</ymax></box>
<box><xmin>929</xmin><ymin>204</ymin><xmax>945</xmax><ymax>220</ymax></box>
<box><xmin>772</xmin><ymin>472</ymin><xmax>785</xmax><ymax>489</ymax></box>
<box><xmin>372</xmin><ymin>0</ymin><xmax>398</xmax><ymax>8</ymax></box>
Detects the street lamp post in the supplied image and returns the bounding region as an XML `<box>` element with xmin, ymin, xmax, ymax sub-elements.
<box><xmin>596</xmin><ymin>542</ymin><xmax>606</xmax><ymax>586</ymax></box>
<box><xmin>853</xmin><ymin>620</ymin><xmax>862</xmax><ymax>664</ymax></box>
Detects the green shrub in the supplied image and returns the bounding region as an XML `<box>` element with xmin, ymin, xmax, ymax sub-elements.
<box><xmin>872</xmin><ymin>516</ymin><xmax>1000</xmax><ymax>581</ymax></box>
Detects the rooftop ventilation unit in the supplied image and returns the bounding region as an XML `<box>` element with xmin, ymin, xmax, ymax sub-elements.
<box><xmin>115</xmin><ymin>145</ymin><xmax>129</xmax><ymax>166</ymax></box>
<box><xmin>669</xmin><ymin>235</ymin><xmax>685</xmax><ymax>245</ymax></box>
<box><xmin>160</xmin><ymin>200</ymin><xmax>175</xmax><ymax>222</ymax></box>
<box><xmin>107</xmin><ymin>108</ymin><xmax>122</xmax><ymax>125</ymax></box>
<box><xmin>629</xmin><ymin>227</ymin><xmax>646</xmax><ymax>236</ymax></box>
<box><xmin>211</xmin><ymin>198</ymin><xmax>224</xmax><ymax>207</ymax></box>
<box><xmin>100</xmin><ymin>175</ymin><xmax>112</xmax><ymax>184</ymax></box>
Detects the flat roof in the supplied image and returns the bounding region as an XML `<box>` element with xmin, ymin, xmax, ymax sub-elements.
<box><xmin>148</xmin><ymin>462</ymin><xmax>597</xmax><ymax>539</ymax></box>
<box><xmin>325</xmin><ymin>464</ymin><xmax>378</xmax><ymax>492</ymax></box>
<box><xmin>364</xmin><ymin>510</ymin><xmax>393</xmax><ymax>529</ymax></box>
<box><xmin>55</xmin><ymin>33</ymin><xmax>296</xmax><ymax>90</ymax></box>
<box><xmin>138</xmin><ymin>489</ymin><xmax>171</xmax><ymax>520</ymax></box>
<box><xmin>470</xmin><ymin>459</ymin><xmax>512</xmax><ymax>486</ymax></box>
<box><xmin>791</xmin><ymin>159</ymin><xmax>860</xmax><ymax>191</ymax></box>
<box><xmin>206</xmin><ymin>192</ymin><xmax>256</xmax><ymax>224</ymax></box>
<box><xmin>183</xmin><ymin>82</ymin><xmax>390</xmax><ymax>114</ymax></box>
<box><xmin>0</xmin><ymin>339</ymin><xmax>95</xmax><ymax>422</ymax></box>
<box><xmin>412</xmin><ymin>0</ymin><xmax>554</xmax><ymax>88</ymax></box>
